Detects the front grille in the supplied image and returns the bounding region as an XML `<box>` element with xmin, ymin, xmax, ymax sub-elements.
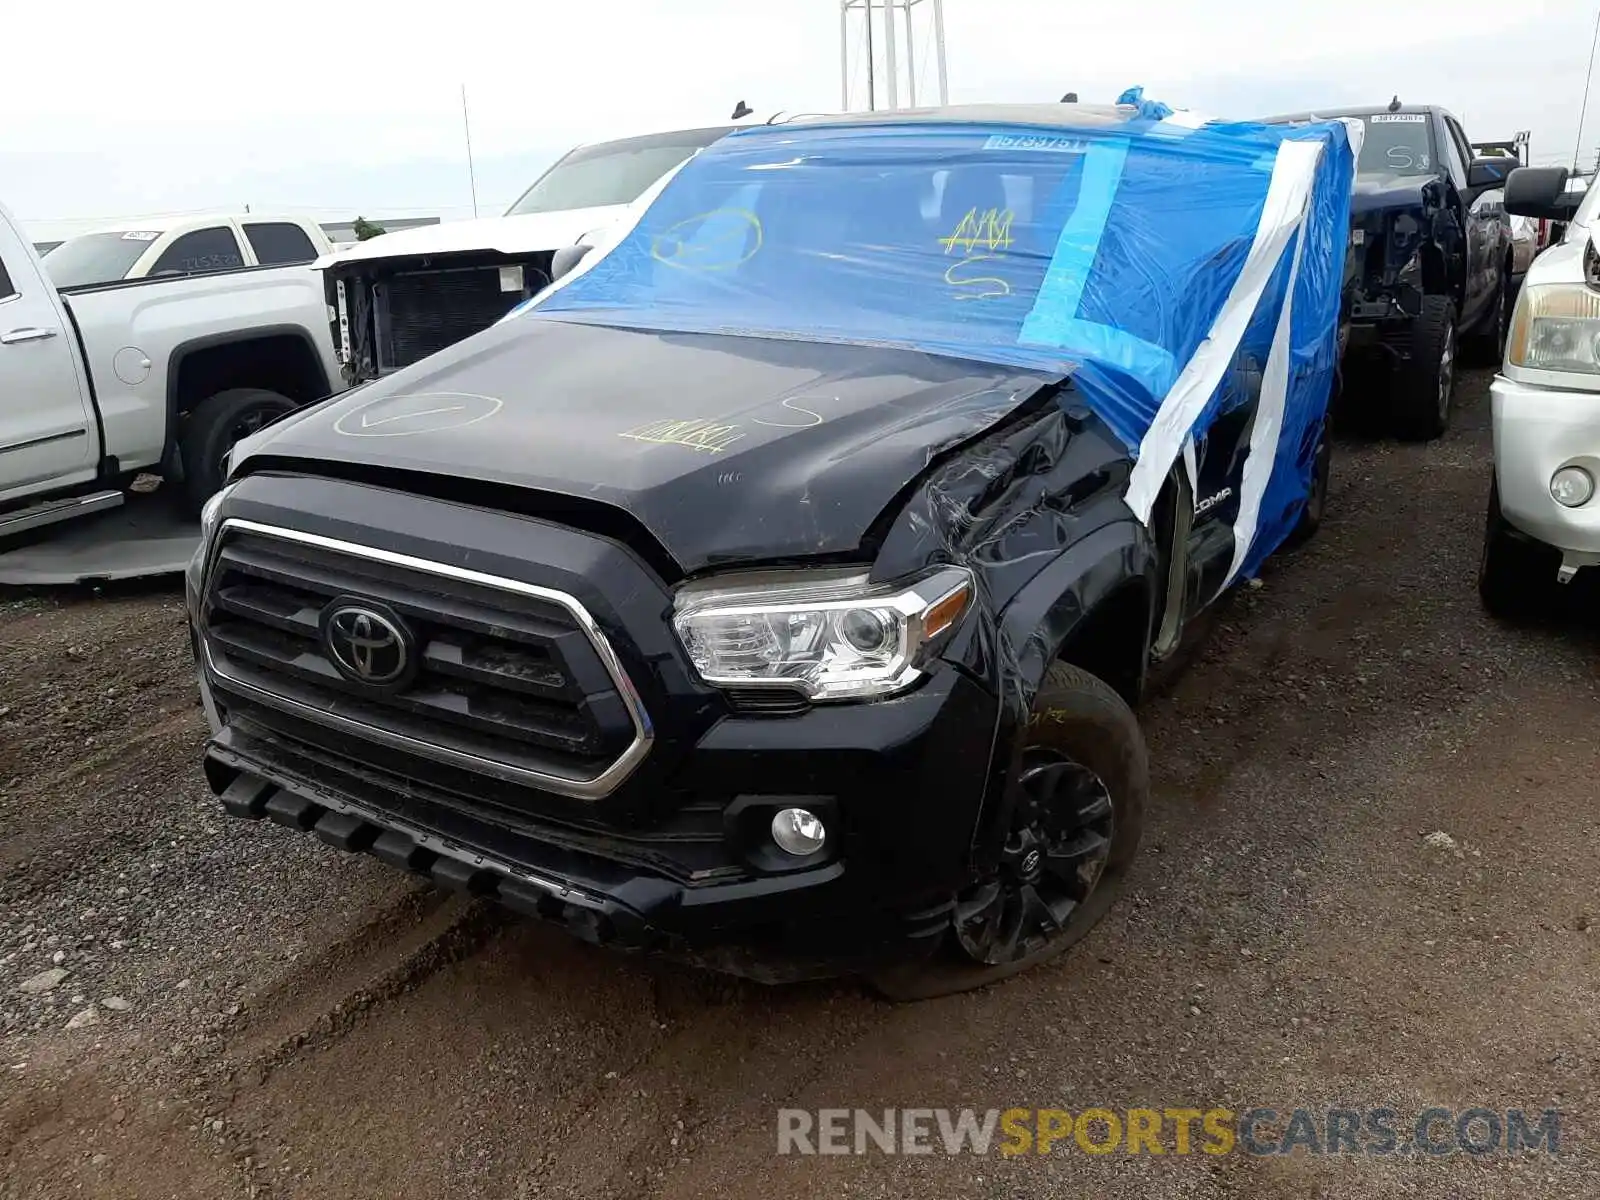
<box><xmin>200</xmin><ymin>522</ymin><xmax>649</xmax><ymax>799</ymax></box>
<box><xmin>376</xmin><ymin>266</ymin><xmax>541</xmax><ymax>371</ymax></box>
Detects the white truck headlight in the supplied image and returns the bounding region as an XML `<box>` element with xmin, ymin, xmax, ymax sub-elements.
<box><xmin>1507</xmin><ymin>282</ymin><xmax>1600</xmax><ymax>374</ymax></box>
<box><xmin>672</xmin><ymin>566</ymin><xmax>973</xmax><ymax>701</ymax></box>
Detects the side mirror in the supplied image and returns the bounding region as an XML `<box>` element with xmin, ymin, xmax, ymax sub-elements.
<box><xmin>550</xmin><ymin>242</ymin><xmax>593</xmax><ymax>282</ymax></box>
<box><xmin>1503</xmin><ymin>165</ymin><xmax>1581</xmax><ymax>220</ymax></box>
<box><xmin>1467</xmin><ymin>157</ymin><xmax>1514</xmax><ymax>191</ymax></box>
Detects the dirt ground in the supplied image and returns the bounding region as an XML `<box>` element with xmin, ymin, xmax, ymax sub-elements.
<box><xmin>2</xmin><ymin>367</ymin><xmax>1597</xmax><ymax>1199</ymax></box>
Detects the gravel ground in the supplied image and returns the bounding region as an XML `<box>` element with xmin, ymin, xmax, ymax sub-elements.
<box><xmin>1</xmin><ymin>367</ymin><xmax>1597</xmax><ymax>1199</ymax></box>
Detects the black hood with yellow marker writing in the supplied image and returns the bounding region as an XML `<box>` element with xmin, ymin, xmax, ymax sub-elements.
<box><xmin>228</xmin><ymin>315</ymin><xmax>1070</xmax><ymax>574</ymax></box>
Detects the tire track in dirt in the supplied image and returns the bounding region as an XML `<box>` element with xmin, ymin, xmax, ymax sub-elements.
<box><xmin>223</xmin><ymin>891</ymin><xmax>506</xmax><ymax>1081</ymax></box>
<box><xmin>200</xmin><ymin>910</ymin><xmax>888</xmax><ymax>1200</ymax></box>
<box><xmin>0</xmin><ymin>590</ymin><xmax>194</xmax><ymax>787</ymax></box>
<box><xmin>0</xmin><ymin>713</ymin><xmax>203</xmax><ymax>891</ymax></box>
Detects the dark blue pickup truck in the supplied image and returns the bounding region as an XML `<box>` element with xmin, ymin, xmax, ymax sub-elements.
<box><xmin>1264</xmin><ymin>103</ymin><xmax>1515</xmax><ymax>440</ymax></box>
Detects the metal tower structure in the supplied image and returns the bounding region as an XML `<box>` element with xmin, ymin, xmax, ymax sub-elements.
<box><xmin>840</xmin><ymin>0</ymin><xmax>949</xmax><ymax>112</ymax></box>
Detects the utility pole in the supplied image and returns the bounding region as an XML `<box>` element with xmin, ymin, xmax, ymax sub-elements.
<box><xmin>841</xmin><ymin>0</ymin><xmax>948</xmax><ymax>112</ymax></box>
<box><xmin>461</xmin><ymin>84</ymin><xmax>480</xmax><ymax>218</ymax></box>
<box><xmin>863</xmin><ymin>0</ymin><xmax>875</xmax><ymax>111</ymax></box>
<box><xmin>1575</xmin><ymin>4</ymin><xmax>1600</xmax><ymax>171</ymax></box>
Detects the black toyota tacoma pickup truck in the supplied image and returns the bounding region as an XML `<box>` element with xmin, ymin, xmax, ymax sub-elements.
<box><xmin>185</xmin><ymin>106</ymin><xmax>1344</xmax><ymax>999</ymax></box>
<box><xmin>184</xmin><ymin>317</ymin><xmax>1326</xmax><ymax>998</ymax></box>
<box><xmin>1264</xmin><ymin>102</ymin><xmax>1514</xmax><ymax>440</ymax></box>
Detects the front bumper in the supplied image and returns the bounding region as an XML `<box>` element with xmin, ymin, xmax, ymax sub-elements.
<box><xmin>1491</xmin><ymin>373</ymin><xmax>1600</xmax><ymax>570</ymax></box>
<box><xmin>188</xmin><ymin>475</ymin><xmax>1011</xmax><ymax>980</ymax></box>
<box><xmin>197</xmin><ymin>634</ymin><xmax>1002</xmax><ymax>983</ymax></box>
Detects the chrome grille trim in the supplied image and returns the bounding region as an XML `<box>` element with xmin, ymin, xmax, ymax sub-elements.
<box><xmin>200</xmin><ymin>518</ymin><xmax>654</xmax><ymax>801</ymax></box>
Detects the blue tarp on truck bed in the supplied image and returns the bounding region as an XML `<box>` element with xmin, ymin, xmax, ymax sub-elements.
<box><xmin>515</xmin><ymin>99</ymin><xmax>1360</xmax><ymax>583</ymax></box>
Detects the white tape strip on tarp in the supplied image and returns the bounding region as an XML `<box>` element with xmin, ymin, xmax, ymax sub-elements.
<box><xmin>1123</xmin><ymin>137</ymin><xmax>1328</xmax><ymax>524</ymax></box>
<box><xmin>1224</xmin><ymin>170</ymin><xmax>1316</xmax><ymax>587</ymax></box>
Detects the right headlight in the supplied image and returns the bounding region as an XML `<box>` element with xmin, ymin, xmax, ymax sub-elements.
<box><xmin>1507</xmin><ymin>281</ymin><xmax>1600</xmax><ymax>374</ymax></box>
<box><xmin>672</xmin><ymin>566</ymin><xmax>974</xmax><ymax>702</ymax></box>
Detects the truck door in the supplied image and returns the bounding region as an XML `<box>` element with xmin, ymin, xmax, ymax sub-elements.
<box><xmin>1438</xmin><ymin>115</ymin><xmax>1488</xmax><ymax>326</ymax></box>
<box><xmin>1182</xmin><ymin>352</ymin><xmax>1262</xmax><ymax>611</ymax></box>
<box><xmin>0</xmin><ymin>219</ymin><xmax>99</xmax><ymax>498</ymax></box>
<box><xmin>1450</xmin><ymin>117</ymin><xmax>1503</xmax><ymax>323</ymax></box>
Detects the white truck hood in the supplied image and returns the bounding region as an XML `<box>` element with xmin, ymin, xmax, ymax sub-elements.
<box><xmin>312</xmin><ymin>203</ymin><xmax>628</xmax><ymax>270</ymax></box>
<box><xmin>1519</xmin><ymin>232</ymin><xmax>1586</xmax><ymax>289</ymax></box>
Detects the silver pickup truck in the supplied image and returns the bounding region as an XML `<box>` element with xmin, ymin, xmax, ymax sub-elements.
<box><xmin>0</xmin><ymin>197</ymin><xmax>344</xmax><ymax>541</ymax></box>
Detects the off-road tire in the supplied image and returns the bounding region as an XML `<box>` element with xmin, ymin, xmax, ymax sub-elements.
<box><xmin>177</xmin><ymin>388</ymin><xmax>298</xmax><ymax>517</ymax></box>
<box><xmin>1478</xmin><ymin>478</ymin><xmax>1561</xmax><ymax>622</ymax></box>
<box><xmin>1394</xmin><ymin>295</ymin><xmax>1456</xmax><ymax>443</ymax></box>
<box><xmin>866</xmin><ymin>663</ymin><xmax>1147</xmax><ymax>1002</ymax></box>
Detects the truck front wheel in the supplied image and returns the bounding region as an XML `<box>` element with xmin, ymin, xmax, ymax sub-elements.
<box><xmin>178</xmin><ymin>388</ymin><xmax>298</xmax><ymax>516</ymax></box>
<box><xmin>1394</xmin><ymin>295</ymin><xmax>1456</xmax><ymax>442</ymax></box>
<box><xmin>867</xmin><ymin>662</ymin><xmax>1147</xmax><ymax>1001</ymax></box>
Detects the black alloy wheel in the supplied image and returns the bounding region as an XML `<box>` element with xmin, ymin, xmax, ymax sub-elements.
<box><xmin>866</xmin><ymin>662</ymin><xmax>1146</xmax><ymax>1001</ymax></box>
<box><xmin>953</xmin><ymin>748</ymin><xmax>1115</xmax><ymax>965</ymax></box>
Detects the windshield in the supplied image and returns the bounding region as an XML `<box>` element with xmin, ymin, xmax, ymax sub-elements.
<box><xmin>524</xmin><ymin>120</ymin><xmax>1301</xmax><ymax>414</ymax></box>
<box><xmin>43</xmin><ymin>230</ymin><xmax>162</xmax><ymax>288</ymax></box>
<box><xmin>505</xmin><ymin>127</ymin><xmax>734</xmax><ymax>216</ymax></box>
<box><xmin>1357</xmin><ymin>114</ymin><xmax>1433</xmax><ymax>176</ymax></box>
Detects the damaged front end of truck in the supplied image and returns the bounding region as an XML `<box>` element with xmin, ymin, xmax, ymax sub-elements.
<box><xmin>191</xmin><ymin>99</ymin><xmax>1359</xmax><ymax>997</ymax></box>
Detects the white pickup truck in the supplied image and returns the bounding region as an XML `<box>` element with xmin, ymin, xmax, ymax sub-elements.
<box><xmin>0</xmin><ymin>198</ymin><xmax>344</xmax><ymax>541</ymax></box>
<box><xmin>41</xmin><ymin>212</ymin><xmax>334</xmax><ymax>290</ymax></box>
<box><xmin>320</xmin><ymin>108</ymin><xmax>784</xmax><ymax>384</ymax></box>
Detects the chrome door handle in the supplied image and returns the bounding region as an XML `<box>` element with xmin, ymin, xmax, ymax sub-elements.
<box><xmin>1</xmin><ymin>327</ymin><xmax>59</xmax><ymax>345</ymax></box>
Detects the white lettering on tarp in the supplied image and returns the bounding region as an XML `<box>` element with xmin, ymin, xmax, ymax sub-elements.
<box><xmin>982</xmin><ymin>133</ymin><xmax>1090</xmax><ymax>154</ymax></box>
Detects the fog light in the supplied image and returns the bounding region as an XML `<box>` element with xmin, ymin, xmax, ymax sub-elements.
<box><xmin>771</xmin><ymin>807</ymin><xmax>826</xmax><ymax>856</ymax></box>
<box><xmin>1550</xmin><ymin>466</ymin><xmax>1594</xmax><ymax>508</ymax></box>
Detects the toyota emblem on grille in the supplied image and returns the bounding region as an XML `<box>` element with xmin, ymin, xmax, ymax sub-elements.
<box><xmin>321</xmin><ymin>602</ymin><xmax>413</xmax><ymax>686</ymax></box>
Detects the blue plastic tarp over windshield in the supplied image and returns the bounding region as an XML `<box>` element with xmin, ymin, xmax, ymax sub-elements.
<box><xmin>519</xmin><ymin>106</ymin><xmax>1358</xmax><ymax>580</ymax></box>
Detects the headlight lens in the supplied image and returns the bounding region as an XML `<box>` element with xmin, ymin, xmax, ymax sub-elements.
<box><xmin>672</xmin><ymin>566</ymin><xmax>973</xmax><ymax>701</ymax></box>
<box><xmin>1507</xmin><ymin>282</ymin><xmax>1600</xmax><ymax>374</ymax></box>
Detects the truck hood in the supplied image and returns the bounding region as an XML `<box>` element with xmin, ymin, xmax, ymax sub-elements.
<box><xmin>1349</xmin><ymin>172</ymin><xmax>1434</xmax><ymax>218</ymax></box>
<box><xmin>313</xmin><ymin>205</ymin><xmax>629</xmax><ymax>270</ymax></box>
<box><xmin>231</xmin><ymin>317</ymin><xmax>1063</xmax><ymax>573</ymax></box>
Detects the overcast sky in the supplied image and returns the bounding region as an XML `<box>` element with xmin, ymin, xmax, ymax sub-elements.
<box><xmin>9</xmin><ymin>0</ymin><xmax>1596</xmax><ymax>237</ymax></box>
